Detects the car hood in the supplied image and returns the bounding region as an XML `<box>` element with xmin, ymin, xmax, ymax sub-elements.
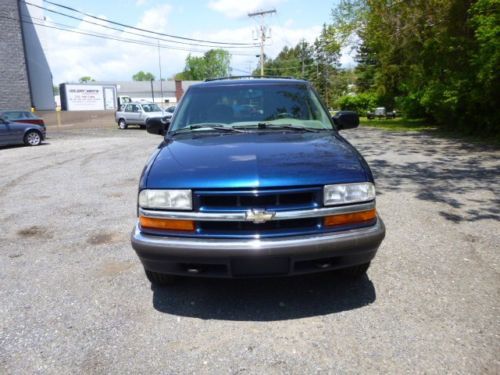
<box><xmin>145</xmin><ymin>131</ymin><xmax>370</xmax><ymax>189</ymax></box>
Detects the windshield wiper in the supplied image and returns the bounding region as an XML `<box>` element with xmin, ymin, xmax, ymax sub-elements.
<box><xmin>170</xmin><ymin>124</ymin><xmax>245</xmax><ymax>136</ymax></box>
<box><xmin>234</xmin><ymin>123</ymin><xmax>322</xmax><ymax>132</ymax></box>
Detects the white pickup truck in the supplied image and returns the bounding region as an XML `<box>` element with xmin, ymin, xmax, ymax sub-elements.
<box><xmin>115</xmin><ymin>102</ymin><xmax>165</xmax><ymax>130</ymax></box>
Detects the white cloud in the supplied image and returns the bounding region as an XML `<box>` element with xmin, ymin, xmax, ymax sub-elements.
<box><xmin>208</xmin><ymin>0</ymin><xmax>285</xmax><ymax>19</ymax></box>
<box><xmin>340</xmin><ymin>46</ymin><xmax>355</xmax><ymax>68</ymax></box>
<box><xmin>135</xmin><ymin>0</ymin><xmax>147</xmax><ymax>5</ymax></box>
<box><xmin>38</xmin><ymin>5</ymin><xmax>184</xmax><ymax>84</ymax></box>
<box><xmin>136</xmin><ymin>4</ymin><xmax>172</xmax><ymax>34</ymax></box>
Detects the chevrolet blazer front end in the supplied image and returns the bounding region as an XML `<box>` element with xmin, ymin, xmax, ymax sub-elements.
<box><xmin>131</xmin><ymin>78</ymin><xmax>385</xmax><ymax>283</ymax></box>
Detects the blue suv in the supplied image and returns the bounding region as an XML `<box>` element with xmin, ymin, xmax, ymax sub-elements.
<box><xmin>132</xmin><ymin>77</ymin><xmax>385</xmax><ymax>285</ymax></box>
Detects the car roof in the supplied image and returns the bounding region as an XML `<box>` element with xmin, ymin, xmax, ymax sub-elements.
<box><xmin>0</xmin><ymin>110</ymin><xmax>39</xmax><ymax>117</ymax></box>
<box><xmin>192</xmin><ymin>77</ymin><xmax>309</xmax><ymax>88</ymax></box>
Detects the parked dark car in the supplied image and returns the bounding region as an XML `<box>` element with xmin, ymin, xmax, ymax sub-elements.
<box><xmin>0</xmin><ymin>117</ymin><xmax>46</xmax><ymax>146</ymax></box>
<box><xmin>132</xmin><ymin>77</ymin><xmax>385</xmax><ymax>285</ymax></box>
<box><xmin>0</xmin><ymin>110</ymin><xmax>46</xmax><ymax>126</ymax></box>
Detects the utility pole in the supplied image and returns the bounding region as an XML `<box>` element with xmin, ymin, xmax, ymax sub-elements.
<box><xmin>150</xmin><ymin>78</ymin><xmax>154</xmax><ymax>103</ymax></box>
<box><xmin>157</xmin><ymin>40</ymin><xmax>164</xmax><ymax>105</ymax></box>
<box><xmin>248</xmin><ymin>9</ymin><xmax>276</xmax><ymax>77</ymax></box>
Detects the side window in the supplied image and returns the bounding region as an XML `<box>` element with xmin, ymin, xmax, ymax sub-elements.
<box><xmin>132</xmin><ymin>105</ymin><xmax>140</xmax><ymax>112</ymax></box>
<box><xmin>4</xmin><ymin>112</ymin><xmax>20</xmax><ymax>119</ymax></box>
<box><xmin>124</xmin><ymin>104</ymin><xmax>132</xmax><ymax>112</ymax></box>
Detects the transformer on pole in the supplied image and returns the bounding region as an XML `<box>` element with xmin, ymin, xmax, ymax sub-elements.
<box><xmin>248</xmin><ymin>9</ymin><xmax>276</xmax><ymax>77</ymax></box>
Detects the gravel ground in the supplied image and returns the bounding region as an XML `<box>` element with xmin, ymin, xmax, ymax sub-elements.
<box><xmin>1</xmin><ymin>127</ymin><xmax>499</xmax><ymax>374</ymax></box>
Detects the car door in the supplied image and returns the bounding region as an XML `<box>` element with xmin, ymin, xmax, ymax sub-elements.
<box><xmin>125</xmin><ymin>104</ymin><xmax>141</xmax><ymax>124</ymax></box>
<box><xmin>0</xmin><ymin>119</ymin><xmax>9</xmax><ymax>145</ymax></box>
<box><xmin>136</xmin><ymin>104</ymin><xmax>146</xmax><ymax>125</ymax></box>
<box><xmin>0</xmin><ymin>119</ymin><xmax>17</xmax><ymax>145</ymax></box>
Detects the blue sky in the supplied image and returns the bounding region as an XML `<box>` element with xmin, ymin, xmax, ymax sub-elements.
<box><xmin>29</xmin><ymin>0</ymin><xmax>349</xmax><ymax>84</ymax></box>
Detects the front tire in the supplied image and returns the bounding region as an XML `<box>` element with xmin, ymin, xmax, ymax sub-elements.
<box><xmin>145</xmin><ymin>270</ymin><xmax>177</xmax><ymax>286</ymax></box>
<box><xmin>24</xmin><ymin>130</ymin><xmax>42</xmax><ymax>146</ymax></box>
<box><xmin>118</xmin><ymin>119</ymin><xmax>128</xmax><ymax>130</ymax></box>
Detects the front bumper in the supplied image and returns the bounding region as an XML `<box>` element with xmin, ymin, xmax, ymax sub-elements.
<box><xmin>131</xmin><ymin>217</ymin><xmax>385</xmax><ymax>278</ymax></box>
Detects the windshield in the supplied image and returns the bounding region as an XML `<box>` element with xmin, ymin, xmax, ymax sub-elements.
<box><xmin>169</xmin><ymin>83</ymin><xmax>333</xmax><ymax>132</ymax></box>
<box><xmin>142</xmin><ymin>104</ymin><xmax>162</xmax><ymax>112</ymax></box>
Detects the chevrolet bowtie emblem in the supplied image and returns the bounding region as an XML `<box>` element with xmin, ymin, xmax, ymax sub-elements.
<box><xmin>245</xmin><ymin>208</ymin><xmax>276</xmax><ymax>224</ymax></box>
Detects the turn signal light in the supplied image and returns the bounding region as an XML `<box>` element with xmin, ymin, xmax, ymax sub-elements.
<box><xmin>324</xmin><ymin>209</ymin><xmax>376</xmax><ymax>227</ymax></box>
<box><xmin>139</xmin><ymin>216</ymin><xmax>195</xmax><ymax>231</ymax></box>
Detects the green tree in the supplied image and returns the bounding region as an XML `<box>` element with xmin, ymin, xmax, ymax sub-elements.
<box><xmin>255</xmin><ymin>40</ymin><xmax>315</xmax><ymax>78</ymax></box>
<box><xmin>132</xmin><ymin>71</ymin><xmax>155</xmax><ymax>81</ymax></box>
<box><xmin>311</xmin><ymin>24</ymin><xmax>342</xmax><ymax>107</ymax></box>
<box><xmin>331</xmin><ymin>0</ymin><xmax>500</xmax><ymax>136</ymax></box>
<box><xmin>254</xmin><ymin>36</ymin><xmax>348</xmax><ymax>108</ymax></box>
<box><xmin>176</xmin><ymin>49</ymin><xmax>231</xmax><ymax>80</ymax></box>
<box><xmin>354</xmin><ymin>36</ymin><xmax>377</xmax><ymax>92</ymax></box>
<box><xmin>79</xmin><ymin>76</ymin><xmax>95</xmax><ymax>83</ymax></box>
<box><xmin>338</xmin><ymin>92</ymin><xmax>379</xmax><ymax>116</ymax></box>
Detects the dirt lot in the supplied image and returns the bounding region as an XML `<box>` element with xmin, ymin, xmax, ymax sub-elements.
<box><xmin>1</xmin><ymin>127</ymin><xmax>499</xmax><ymax>373</ymax></box>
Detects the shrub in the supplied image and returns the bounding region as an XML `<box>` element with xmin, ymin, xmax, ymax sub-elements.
<box><xmin>337</xmin><ymin>92</ymin><xmax>379</xmax><ymax>116</ymax></box>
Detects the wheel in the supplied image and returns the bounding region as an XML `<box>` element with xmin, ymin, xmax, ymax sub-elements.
<box><xmin>118</xmin><ymin>119</ymin><xmax>128</xmax><ymax>129</ymax></box>
<box><xmin>140</xmin><ymin>124</ymin><xmax>146</xmax><ymax>129</ymax></box>
<box><xmin>24</xmin><ymin>130</ymin><xmax>42</xmax><ymax>146</ymax></box>
<box><xmin>145</xmin><ymin>269</ymin><xmax>177</xmax><ymax>286</ymax></box>
<box><xmin>339</xmin><ymin>262</ymin><xmax>370</xmax><ymax>278</ymax></box>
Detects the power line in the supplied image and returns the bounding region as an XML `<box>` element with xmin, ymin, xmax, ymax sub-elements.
<box><xmin>25</xmin><ymin>1</ymin><xmax>257</xmax><ymax>49</ymax></box>
<box><xmin>38</xmin><ymin>0</ymin><xmax>257</xmax><ymax>47</ymax></box>
<box><xmin>1</xmin><ymin>14</ymin><xmax>257</xmax><ymax>56</ymax></box>
<box><xmin>24</xmin><ymin>1</ymin><xmax>259</xmax><ymax>50</ymax></box>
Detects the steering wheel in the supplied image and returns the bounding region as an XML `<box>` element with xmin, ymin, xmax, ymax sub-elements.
<box><xmin>275</xmin><ymin>112</ymin><xmax>295</xmax><ymax>119</ymax></box>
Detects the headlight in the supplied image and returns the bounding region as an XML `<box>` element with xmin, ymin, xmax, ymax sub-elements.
<box><xmin>324</xmin><ymin>182</ymin><xmax>375</xmax><ymax>206</ymax></box>
<box><xmin>139</xmin><ymin>189</ymin><xmax>192</xmax><ymax>210</ymax></box>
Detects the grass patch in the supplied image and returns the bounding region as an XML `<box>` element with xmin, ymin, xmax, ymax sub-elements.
<box><xmin>360</xmin><ymin>117</ymin><xmax>499</xmax><ymax>147</ymax></box>
<box><xmin>360</xmin><ymin>117</ymin><xmax>435</xmax><ymax>131</ymax></box>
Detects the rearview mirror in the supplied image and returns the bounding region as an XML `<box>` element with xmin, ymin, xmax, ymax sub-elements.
<box><xmin>146</xmin><ymin>118</ymin><xmax>168</xmax><ymax>135</ymax></box>
<box><xmin>332</xmin><ymin>111</ymin><xmax>359</xmax><ymax>130</ymax></box>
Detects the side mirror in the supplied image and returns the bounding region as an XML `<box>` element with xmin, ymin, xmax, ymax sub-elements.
<box><xmin>332</xmin><ymin>111</ymin><xmax>359</xmax><ymax>130</ymax></box>
<box><xmin>146</xmin><ymin>118</ymin><xmax>169</xmax><ymax>135</ymax></box>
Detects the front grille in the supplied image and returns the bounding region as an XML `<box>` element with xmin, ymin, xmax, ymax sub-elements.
<box><xmin>195</xmin><ymin>187</ymin><xmax>321</xmax><ymax>212</ymax></box>
<box><xmin>193</xmin><ymin>187</ymin><xmax>322</xmax><ymax>238</ymax></box>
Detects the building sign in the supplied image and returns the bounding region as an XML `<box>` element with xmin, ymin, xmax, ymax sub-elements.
<box><xmin>60</xmin><ymin>84</ymin><xmax>117</xmax><ymax>111</ymax></box>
